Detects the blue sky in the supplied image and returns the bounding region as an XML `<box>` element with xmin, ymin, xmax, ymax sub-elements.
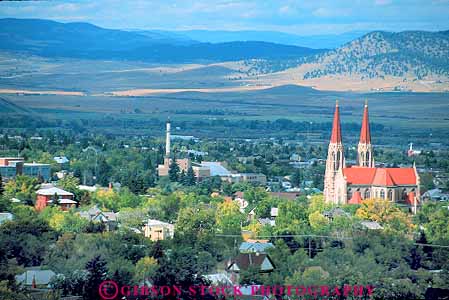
<box><xmin>0</xmin><ymin>0</ymin><xmax>448</xmax><ymax>35</ymax></box>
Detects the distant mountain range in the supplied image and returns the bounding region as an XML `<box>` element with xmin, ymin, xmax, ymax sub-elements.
<box><xmin>168</xmin><ymin>30</ymin><xmax>367</xmax><ymax>49</ymax></box>
<box><xmin>1</xmin><ymin>18</ymin><xmax>448</xmax><ymax>92</ymax></box>
<box><xmin>0</xmin><ymin>18</ymin><xmax>322</xmax><ymax>62</ymax></box>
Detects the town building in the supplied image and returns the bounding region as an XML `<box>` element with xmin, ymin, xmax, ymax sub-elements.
<box><xmin>142</xmin><ymin>219</ymin><xmax>175</xmax><ymax>241</ymax></box>
<box><xmin>157</xmin><ymin>120</ymin><xmax>266</xmax><ymax>184</ymax></box>
<box><xmin>15</xmin><ymin>268</ymin><xmax>56</xmax><ymax>288</ymax></box>
<box><xmin>78</xmin><ymin>206</ymin><xmax>118</xmax><ymax>231</ymax></box>
<box><xmin>35</xmin><ymin>186</ymin><xmax>75</xmax><ymax>211</ymax></box>
<box><xmin>422</xmin><ymin>188</ymin><xmax>449</xmax><ymax>201</ymax></box>
<box><xmin>221</xmin><ymin>173</ymin><xmax>267</xmax><ymax>185</ymax></box>
<box><xmin>324</xmin><ymin>101</ymin><xmax>420</xmax><ymax>207</ymax></box>
<box><xmin>0</xmin><ymin>157</ymin><xmax>51</xmax><ymax>181</ymax></box>
<box><xmin>227</xmin><ymin>253</ymin><xmax>275</xmax><ymax>283</ymax></box>
<box><xmin>157</xmin><ymin>120</ymin><xmax>210</xmax><ymax>180</ymax></box>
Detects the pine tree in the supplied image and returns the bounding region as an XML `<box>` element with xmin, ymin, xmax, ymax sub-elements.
<box><xmin>185</xmin><ymin>166</ymin><xmax>196</xmax><ymax>186</ymax></box>
<box><xmin>291</xmin><ymin>169</ymin><xmax>302</xmax><ymax>187</ymax></box>
<box><xmin>83</xmin><ymin>255</ymin><xmax>108</xmax><ymax>300</ymax></box>
<box><xmin>179</xmin><ymin>170</ymin><xmax>186</xmax><ymax>185</ymax></box>
<box><xmin>135</xmin><ymin>175</ymin><xmax>145</xmax><ymax>194</ymax></box>
<box><xmin>168</xmin><ymin>160</ymin><xmax>180</xmax><ymax>182</ymax></box>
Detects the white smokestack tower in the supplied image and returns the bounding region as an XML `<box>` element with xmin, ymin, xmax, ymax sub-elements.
<box><xmin>165</xmin><ymin>118</ymin><xmax>171</xmax><ymax>158</ymax></box>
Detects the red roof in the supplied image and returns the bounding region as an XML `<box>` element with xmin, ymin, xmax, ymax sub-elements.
<box><xmin>348</xmin><ymin>191</ymin><xmax>362</xmax><ymax>204</ymax></box>
<box><xmin>330</xmin><ymin>102</ymin><xmax>342</xmax><ymax>143</ymax></box>
<box><xmin>343</xmin><ymin>167</ymin><xmax>416</xmax><ymax>186</ymax></box>
<box><xmin>359</xmin><ymin>103</ymin><xmax>371</xmax><ymax>144</ymax></box>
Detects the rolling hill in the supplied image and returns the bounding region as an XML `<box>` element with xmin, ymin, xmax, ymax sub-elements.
<box><xmin>0</xmin><ymin>18</ymin><xmax>322</xmax><ymax>62</ymax></box>
<box><xmin>302</xmin><ymin>31</ymin><xmax>449</xmax><ymax>80</ymax></box>
<box><xmin>252</xmin><ymin>30</ymin><xmax>449</xmax><ymax>92</ymax></box>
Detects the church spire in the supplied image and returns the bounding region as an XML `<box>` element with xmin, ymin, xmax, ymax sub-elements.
<box><xmin>357</xmin><ymin>101</ymin><xmax>374</xmax><ymax>167</ymax></box>
<box><xmin>324</xmin><ymin>101</ymin><xmax>345</xmax><ymax>204</ymax></box>
<box><xmin>330</xmin><ymin>100</ymin><xmax>342</xmax><ymax>143</ymax></box>
<box><xmin>359</xmin><ymin>100</ymin><xmax>371</xmax><ymax>144</ymax></box>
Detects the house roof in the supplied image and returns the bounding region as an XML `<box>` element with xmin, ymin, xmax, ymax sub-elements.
<box><xmin>58</xmin><ymin>199</ymin><xmax>77</xmax><ymax>204</ymax></box>
<box><xmin>228</xmin><ymin>253</ymin><xmax>275</xmax><ymax>272</ymax></box>
<box><xmin>79</xmin><ymin>206</ymin><xmax>117</xmax><ymax>222</ymax></box>
<box><xmin>203</xmin><ymin>273</ymin><xmax>233</xmax><ymax>285</ymax></box>
<box><xmin>239</xmin><ymin>241</ymin><xmax>275</xmax><ymax>253</ymax></box>
<box><xmin>323</xmin><ymin>208</ymin><xmax>350</xmax><ymax>218</ymax></box>
<box><xmin>36</xmin><ymin>187</ymin><xmax>74</xmax><ymax>196</ymax></box>
<box><xmin>53</xmin><ymin>156</ymin><xmax>69</xmax><ymax>164</ymax></box>
<box><xmin>343</xmin><ymin>167</ymin><xmax>417</xmax><ymax>186</ymax></box>
<box><xmin>200</xmin><ymin>162</ymin><xmax>231</xmax><ymax>176</ymax></box>
<box><xmin>0</xmin><ymin>212</ymin><xmax>13</xmax><ymax>224</ymax></box>
<box><xmin>360</xmin><ymin>221</ymin><xmax>383</xmax><ymax>230</ymax></box>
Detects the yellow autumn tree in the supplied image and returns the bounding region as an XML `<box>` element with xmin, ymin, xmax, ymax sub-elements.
<box><xmin>135</xmin><ymin>256</ymin><xmax>158</xmax><ymax>283</ymax></box>
<box><xmin>309</xmin><ymin>211</ymin><xmax>329</xmax><ymax>232</ymax></box>
<box><xmin>356</xmin><ymin>198</ymin><xmax>414</xmax><ymax>232</ymax></box>
<box><xmin>216</xmin><ymin>200</ymin><xmax>244</xmax><ymax>235</ymax></box>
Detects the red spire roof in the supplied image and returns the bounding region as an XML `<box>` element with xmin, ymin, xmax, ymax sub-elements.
<box><xmin>330</xmin><ymin>101</ymin><xmax>342</xmax><ymax>143</ymax></box>
<box><xmin>348</xmin><ymin>191</ymin><xmax>362</xmax><ymax>204</ymax></box>
<box><xmin>359</xmin><ymin>102</ymin><xmax>371</xmax><ymax>144</ymax></box>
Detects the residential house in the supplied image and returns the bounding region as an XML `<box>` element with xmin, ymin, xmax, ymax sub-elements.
<box><xmin>227</xmin><ymin>253</ymin><xmax>275</xmax><ymax>283</ymax></box>
<box><xmin>423</xmin><ymin>188</ymin><xmax>449</xmax><ymax>201</ymax></box>
<box><xmin>35</xmin><ymin>187</ymin><xmax>75</xmax><ymax>211</ymax></box>
<box><xmin>323</xmin><ymin>208</ymin><xmax>350</xmax><ymax>221</ymax></box>
<box><xmin>79</xmin><ymin>206</ymin><xmax>118</xmax><ymax>231</ymax></box>
<box><xmin>143</xmin><ymin>219</ymin><xmax>174</xmax><ymax>241</ymax></box>
<box><xmin>16</xmin><ymin>268</ymin><xmax>56</xmax><ymax>288</ymax></box>
<box><xmin>239</xmin><ymin>240</ymin><xmax>274</xmax><ymax>254</ymax></box>
<box><xmin>360</xmin><ymin>221</ymin><xmax>383</xmax><ymax>230</ymax></box>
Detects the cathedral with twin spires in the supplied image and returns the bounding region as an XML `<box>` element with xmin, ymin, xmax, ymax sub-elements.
<box><xmin>324</xmin><ymin>101</ymin><xmax>420</xmax><ymax>206</ymax></box>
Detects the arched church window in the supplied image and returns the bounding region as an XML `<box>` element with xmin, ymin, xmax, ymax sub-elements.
<box><xmin>336</xmin><ymin>151</ymin><xmax>341</xmax><ymax>170</ymax></box>
<box><xmin>402</xmin><ymin>188</ymin><xmax>407</xmax><ymax>200</ymax></box>
<box><xmin>364</xmin><ymin>189</ymin><xmax>370</xmax><ymax>199</ymax></box>
<box><xmin>380</xmin><ymin>190</ymin><xmax>385</xmax><ymax>199</ymax></box>
<box><xmin>388</xmin><ymin>190</ymin><xmax>393</xmax><ymax>201</ymax></box>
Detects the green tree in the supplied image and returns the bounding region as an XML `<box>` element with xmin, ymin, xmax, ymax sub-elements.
<box><xmin>83</xmin><ymin>255</ymin><xmax>108</xmax><ymax>300</ymax></box>
<box><xmin>168</xmin><ymin>160</ymin><xmax>180</xmax><ymax>182</ymax></box>
<box><xmin>216</xmin><ymin>200</ymin><xmax>244</xmax><ymax>235</ymax></box>
<box><xmin>57</xmin><ymin>174</ymin><xmax>80</xmax><ymax>194</ymax></box>
<box><xmin>134</xmin><ymin>256</ymin><xmax>158</xmax><ymax>283</ymax></box>
<box><xmin>0</xmin><ymin>218</ymin><xmax>56</xmax><ymax>266</ymax></box>
<box><xmin>4</xmin><ymin>176</ymin><xmax>38</xmax><ymax>204</ymax></box>
<box><xmin>185</xmin><ymin>166</ymin><xmax>196</xmax><ymax>186</ymax></box>
<box><xmin>309</xmin><ymin>211</ymin><xmax>330</xmax><ymax>233</ymax></box>
<box><xmin>291</xmin><ymin>169</ymin><xmax>302</xmax><ymax>187</ymax></box>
